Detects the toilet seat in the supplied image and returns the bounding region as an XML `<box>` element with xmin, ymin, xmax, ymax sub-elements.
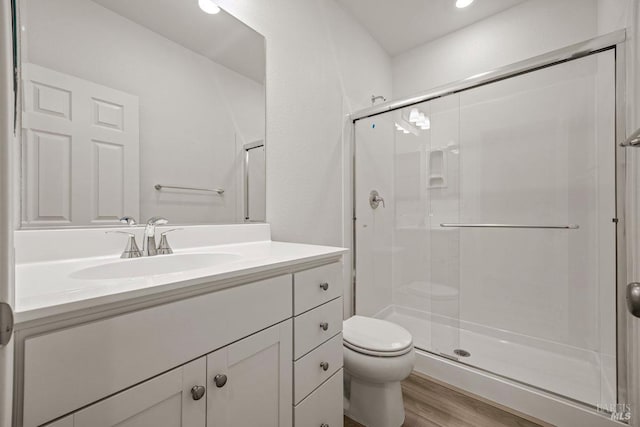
<box><xmin>343</xmin><ymin>316</ymin><xmax>413</xmax><ymax>357</ymax></box>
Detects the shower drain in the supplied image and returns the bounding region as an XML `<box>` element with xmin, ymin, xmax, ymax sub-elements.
<box><xmin>453</xmin><ymin>349</ymin><xmax>471</xmax><ymax>358</ymax></box>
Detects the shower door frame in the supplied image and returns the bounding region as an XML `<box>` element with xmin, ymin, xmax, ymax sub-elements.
<box><xmin>350</xmin><ymin>29</ymin><xmax>629</xmax><ymax>412</ymax></box>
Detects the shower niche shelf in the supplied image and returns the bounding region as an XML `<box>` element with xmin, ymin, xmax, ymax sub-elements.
<box><xmin>427</xmin><ymin>148</ymin><xmax>447</xmax><ymax>189</ymax></box>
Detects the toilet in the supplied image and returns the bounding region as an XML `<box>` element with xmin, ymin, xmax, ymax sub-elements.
<box><xmin>343</xmin><ymin>316</ymin><xmax>415</xmax><ymax>427</ymax></box>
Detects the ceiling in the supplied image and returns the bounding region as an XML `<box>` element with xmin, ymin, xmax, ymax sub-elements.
<box><xmin>92</xmin><ymin>0</ymin><xmax>265</xmax><ymax>83</ymax></box>
<box><xmin>335</xmin><ymin>0</ymin><xmax>526</xmax><ymax>56</ymax></box>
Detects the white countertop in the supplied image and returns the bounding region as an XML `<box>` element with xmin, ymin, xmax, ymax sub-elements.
<box><xmin>15</xmin><ymin>240</ymin><xmax>347</xmax><ymax>324</ymax></box>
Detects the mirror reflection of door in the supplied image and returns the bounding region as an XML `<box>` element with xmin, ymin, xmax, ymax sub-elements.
<box><xmin>19</xmin><ymin>0</ymin><xmax>266</xmax><ymax>227</ymax></box>
<box><xmin>245</xmin><ymin>142</ymin><xmax>265</xmax><ymax>222</ymax></box>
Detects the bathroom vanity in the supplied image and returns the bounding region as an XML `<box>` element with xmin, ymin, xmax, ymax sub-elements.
<box><xmin>11</xmin><ymin>224</ymin><xmax>347</xmax><ymax>427</ymax></box>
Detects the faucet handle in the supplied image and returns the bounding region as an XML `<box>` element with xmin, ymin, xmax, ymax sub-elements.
<box><xmin>160</xmin><ymin>228</ymin><xmax>183</xmax><ymax>237</ymax></box>
<box><xmin>146</xmin><ymin>216</ymin><xmax>169</xmax><ymax>226</ymax></box>
<box><xmin>157</xmin><ymin>228</ymin><xmax>183</xmax><ymax>255</ymax></box>
<box><xmin>106</xmin><ymin>231</ymin><xmax>142</xmax><ymax>259</ymax></box>
<box><xmin>106</xmin><ymin>230</ymin><xmax>136</xmax><ymax>237</ymax></box>
<box><xmin>119</xmin><ymin>216</ymin><xmax>137</xmax><ymax>226</ymax></box>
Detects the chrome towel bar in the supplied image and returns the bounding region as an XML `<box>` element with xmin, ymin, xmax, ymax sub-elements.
<box><xmin>154</xmin><ymin>184</ymin><xmax>224</xmax><ymax>195</ymax></box>
<box><xmin>440</xmin><ymin>223</ymin><xmax>579</xmax><ymax>229</ymax></box>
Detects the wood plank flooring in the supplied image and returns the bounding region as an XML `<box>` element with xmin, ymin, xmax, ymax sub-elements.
<box><xmin>344</xmin><ymin>373</ymin><xmax>547</xmax><ymax>427</ymax></box>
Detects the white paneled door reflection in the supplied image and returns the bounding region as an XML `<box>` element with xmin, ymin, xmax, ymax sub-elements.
<box><xmin>22</xmin><ymin>63</ymin><xmax>139</xmax><ymax>227</ymax></box>
<box><xmin>355</xmin><ymin>49</ymin><xmax>617</xmax><ymax>406</ymax></box>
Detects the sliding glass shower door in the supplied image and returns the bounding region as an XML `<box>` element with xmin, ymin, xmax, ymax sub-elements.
<box><xmin>355</xmin><ymin>93</ymin><xmax>465</xmax><ymax>365</ymax></box>
<box><xmin>354</xmin><ymin>48</ymin><xmax>617</xmax><ymax>407</ymax></box>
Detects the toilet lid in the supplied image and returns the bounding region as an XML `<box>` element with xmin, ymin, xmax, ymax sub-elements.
<box><xmin>343</xmin><ymin>316</ymin><xmax>413</xmax><ymax>356</ymax></box>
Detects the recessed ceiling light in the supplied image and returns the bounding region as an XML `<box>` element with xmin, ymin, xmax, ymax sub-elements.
<box><xmin>456</xmin><ymin>0</ymin><xmax>474</xmax><ymax>8</ymax></box>
<box><xmin>199</xmin><ymin>0</ymin><xmax>221</xmax><ymax>14</ymax></box>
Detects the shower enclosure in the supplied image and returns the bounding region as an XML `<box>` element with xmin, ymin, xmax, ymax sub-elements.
<box><xmin>352</xmin><ymin>33</ymin><xmax>626</xmax><ymax>413</ymax></box>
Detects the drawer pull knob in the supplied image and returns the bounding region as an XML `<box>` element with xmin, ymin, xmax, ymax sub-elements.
<box><xmin>214</xmin><ymin>374</ymin><xmax>228</xmax><ymax>388</ymax></box>
<box><xmin>321</xmin><ymin>424</ymin><xmax>329</xmax><ymax>427</ymax></box>
<box><xmin>319</xmin><ymin>282</ymin><xmax>329</xmax><ymax>291</ymax></box>
<box><xmin>320</xmin><ymin>361</ymin><xmax>329</xmax><ymax>371</ymax></box>
<box><xmin>191</xmin><ymin>385</ymin><xmax>206</xmax><ymax>400</ymax></box>
<box><xmin>320</xmin><ymin>322</ymin><xmax>329</xmax><ymax>331</ymax></box>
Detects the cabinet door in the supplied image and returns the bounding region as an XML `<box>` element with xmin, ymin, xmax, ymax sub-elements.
<box><xmin>207</xmin><ymin>320</ymin><xmax>292</xmax><ymax>427</ymax></box>
<box><xmin>72</xmin><ymin>358</ymin><xmax>206</xmax><ymax>427</ymax></box>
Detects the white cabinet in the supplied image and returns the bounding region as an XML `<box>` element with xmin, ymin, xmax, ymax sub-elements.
<box><xmin>23</xmin><ymin>275</ymin><xmax>292</xmax><ymax>427</ymax></box>
<box><xmin>294</xmin><ymin>297</ymin><xmax>343</xmax><ymax>359</ymax></box>
<box><xmin>72</xmin><ymin>358</ymin><xmax>205</xmax><ymax>427</ymax></box>
<box><xmin>294</xmin><ymin>370</ymin><xmax>343</xmax><ymax>427</ymax></box>
<box><xmin>45</xmin><ymin>321</ymin><xmax>293</xmax><ymax>427</ymax></box>
<box><xmin>23</xmin><ymin>261</ymin><xmax>344</xmax><ymax>427</ymax></box>
<box><xmin>207</xmin><ymin>320</ymin><xmax>292</xmax><ymax>427</ymax></box>
<box><xmin>294</xmin><ymin>262</ymin><xmax>341</xmax><ymax>315</ymax></box>
<box><xmin>294</xmin><ymin>333</ymin><xmax>342</xmax><ymax>404</ymax></box>
<box><xmin>292</xmin><ymin>263</ymin><xmax>344</xmax><ymax>426</ymax></box>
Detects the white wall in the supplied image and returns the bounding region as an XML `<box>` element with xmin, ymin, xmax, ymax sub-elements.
<box><xmin>22</xmin><ymin>0</ymin><xmax>265</xmax><ymax>225</ymax></box>
<box><xmin>213</xmin><ymin>0</ymin><xmax>392</xmax><ymax>316</ymax></box>
<box><xmin>392</xmin><ymin>0</ymin><xmax>631</xmax><ymax>99</ymax></box>
<box><xmin>214</xmin><ymin>0</ymin><xmax>391</xmax><ymax>243</ymax></box>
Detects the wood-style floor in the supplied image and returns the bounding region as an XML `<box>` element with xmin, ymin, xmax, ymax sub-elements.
<box><xmin>344</xmin><ymin>373</ymin><xmax>547</xmax><ymax>427</ymax></box>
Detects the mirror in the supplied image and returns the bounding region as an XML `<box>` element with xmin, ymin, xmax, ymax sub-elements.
<box><xmin>18</xmin><ymin>0</ymin><xmax>266</xmax><ymax>228</ymax></box>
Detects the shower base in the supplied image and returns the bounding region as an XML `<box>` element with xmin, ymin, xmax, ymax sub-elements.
<box><xmin>375</xmin><ymin>305</ymin><xmax>616</xmax><ymax>407</ymax></box>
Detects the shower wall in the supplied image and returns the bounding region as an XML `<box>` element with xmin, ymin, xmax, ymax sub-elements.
<box><xmin>354</xmin><ymin>114</ymin><xmax>395</xmax><ymax>317</ymax></box>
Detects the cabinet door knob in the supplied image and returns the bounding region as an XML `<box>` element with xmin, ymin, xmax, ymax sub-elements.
<box><xmin>320</xmin><ymin>322</ymin><xmax>329</xmax><ymax>331</ymax></box>
<box><xmin>191</xmin><ymin>385</ymin><xmax>206</xmax><ymax>401</ymax></box>
<box><xmin>214</xmin><ymin>374</ymin><xmax>228</xmax><ymax>388</ymax></box>
<box><xmin>319</xmin><ymin>282</ymin><xmax>329</xmax><ymax>291</ymax></box>
<box><xmin>320</xmin><ymin>362</ymin><xmax>329</xmax><ymax>371</ymax></box>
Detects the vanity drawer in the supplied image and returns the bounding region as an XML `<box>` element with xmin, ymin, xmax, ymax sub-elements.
<box><xmin>294</xmin><ymin>369</ymin><xmax>344</xmax><ymax>427</ymax></box>
<box><xmin>294</xmin><ymin>333</ymin><xmax>343</xmax><ymax>404</ymax></box>
<box><xmin>294</xmin><ymin>262</ymin><xmax>342</xmax><ymax>315</ymax></box>
<box><xmin>294</xmin><ymin>297</ymin><xmax>342</xmax><ymax>359</ymax></box>
<box><xmin>22</xmin><ymin>275</ymin><xmax>292</xmax><ymax>427</ymax></box>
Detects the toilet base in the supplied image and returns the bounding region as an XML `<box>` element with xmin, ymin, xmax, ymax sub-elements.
<box><xmin>344</xmin><ymin>372</ymin><xmax>406</xmax><ymax>427</ymax></box>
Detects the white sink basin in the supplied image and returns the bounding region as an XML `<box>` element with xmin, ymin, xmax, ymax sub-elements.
<box><xmin>70</xmin><ymin>253</ymin><xmax>241</xmax><ymax>280</ymax></box>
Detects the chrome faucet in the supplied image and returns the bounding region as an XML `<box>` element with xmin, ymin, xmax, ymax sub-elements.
<box><xmin>143</xmin><ymin>216</ymin><xmax>169</xmax><ymax>256</ymax></box>
<box><xmin>105</xmin><ymin>217</ymin><xmax>143</xmax><ymax>258</ymax></box>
